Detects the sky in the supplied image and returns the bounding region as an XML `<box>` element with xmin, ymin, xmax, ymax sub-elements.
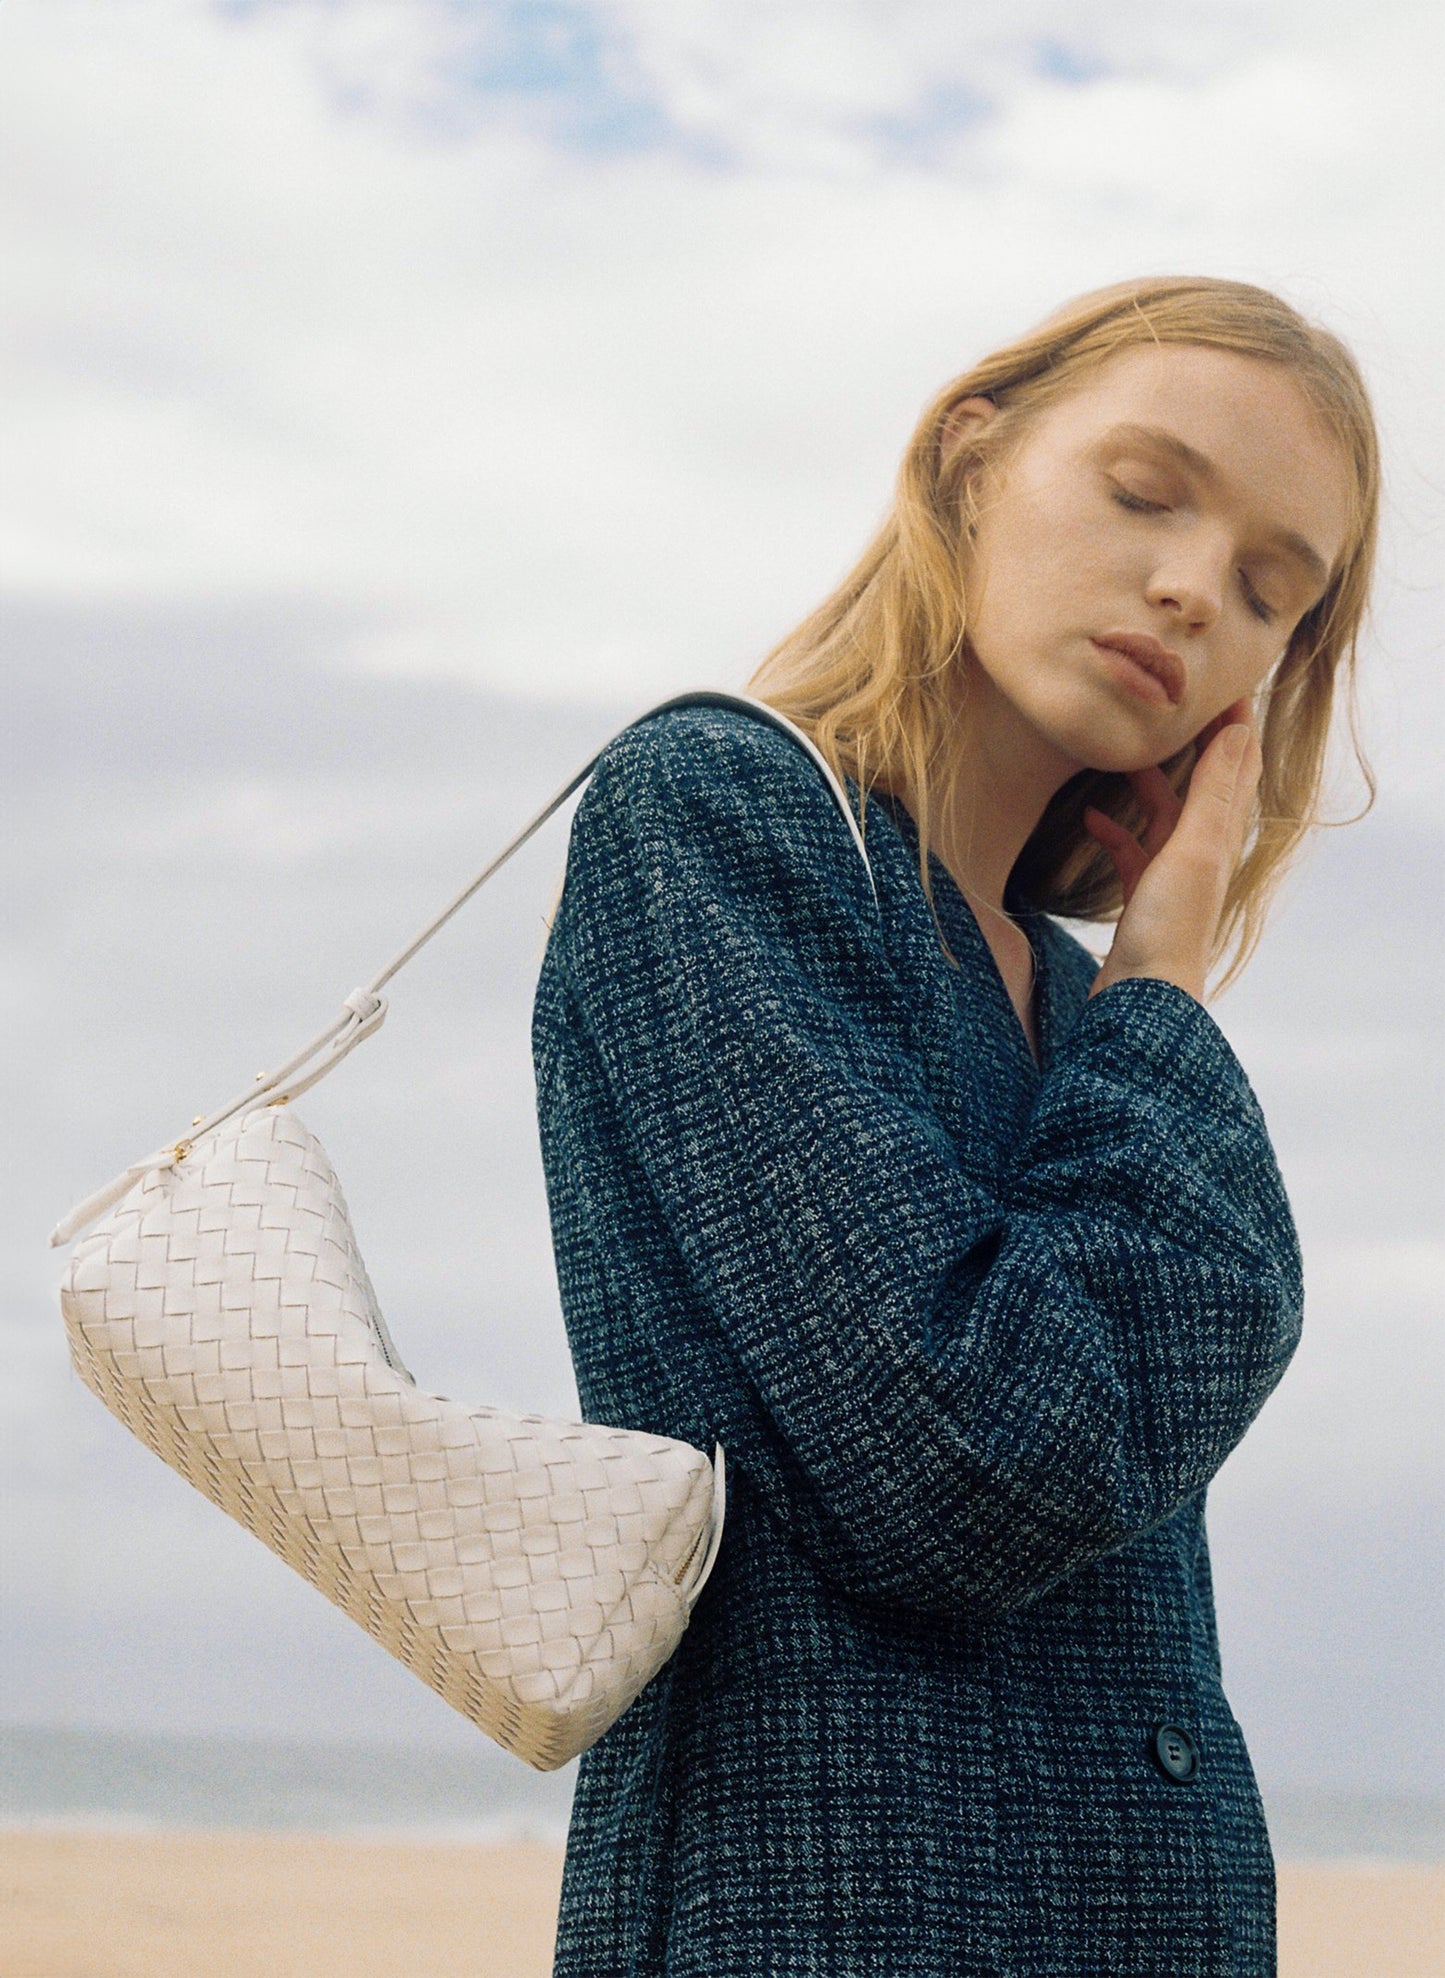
<box><xmin>3</xmin><ymin>0</ymin><xmax>1442</xmax><ymax>1809</ymax></box>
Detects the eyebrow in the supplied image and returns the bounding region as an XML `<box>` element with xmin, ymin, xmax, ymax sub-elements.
<box><xmin>1100</xmin><ymin>422</ymin><xmax>1333</xmax><ymax>588</ymax></box>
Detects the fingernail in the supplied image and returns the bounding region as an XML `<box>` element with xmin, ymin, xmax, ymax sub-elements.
<box><xmin>1220</xmin><ymin>724</ymin><xmax>1250</xmax><ymax>764</ymax></box>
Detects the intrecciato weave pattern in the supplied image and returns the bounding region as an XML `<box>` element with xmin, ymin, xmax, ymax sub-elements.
<box><xmin>60</xmin><ymin>1104</ymin><xmax>724</xmax><ymax>1771</ymax></box>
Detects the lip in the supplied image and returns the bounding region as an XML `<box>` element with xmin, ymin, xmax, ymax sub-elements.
<box><xmin>1091</xmin><ymin>632</ymin><xmax>1186</xmax><ymax>707</ymax></box>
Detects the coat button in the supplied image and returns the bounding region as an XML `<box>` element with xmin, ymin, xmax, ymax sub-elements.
<box><xmin>1151</xmin><ymin>1723</ymin><xmax>1200</xmax><ymax>1784</ymax></box>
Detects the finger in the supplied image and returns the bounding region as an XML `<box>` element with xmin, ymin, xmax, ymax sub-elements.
<box><xmin>1171</xmin><ymin>722</ymin><xmax>1262</xmax><ymax>868</ymax></box>
<box><xmin>1083</xmin><ymin>810</ymin><xmax>1146</xmax><ymax>899</ymax></box>
<box><xmin>1125</xmin><ymin>765</ymin><xmax>1183</xmax><ymax>857</ymax></box>
<box><xmin>1084</xmin><ymin>806</ymin><xmax>1149</xmax><ymax>903</ymax></box>
<box><xmin>1190</xmin><ymin>696</ymin><xmax>1252</xmax><ymax>761</ymax></box>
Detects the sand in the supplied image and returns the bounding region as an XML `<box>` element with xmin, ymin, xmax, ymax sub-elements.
<box><xmin>1</xmin><ymin>1831</ymin><xmax>1440</xmax><ymax>1977</ymax></box>
<box><xmin>1276</xmin><ymin>1862</ymin><xmax>1444</xmax><ymax>1978</ymax></box>
<box><xmin>0</xmin><ymin>1832</ymin><xmax>562</xmax><ymax>1978</ymax></box>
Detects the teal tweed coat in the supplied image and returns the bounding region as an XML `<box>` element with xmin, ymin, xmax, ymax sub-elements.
<box><xmin>531</xmin><ymin>702</ymin><xmax>1300</xmax><ymax>1977</ymax></box>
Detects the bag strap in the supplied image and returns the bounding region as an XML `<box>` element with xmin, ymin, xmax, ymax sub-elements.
<box><xmin>51</xmin><ymin>689</ymin><xmax>875</xmax><ymax>1247</ymax></box>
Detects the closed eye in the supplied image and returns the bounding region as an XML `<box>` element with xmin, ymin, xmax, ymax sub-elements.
<box><xmin>1240</xmin><ymin>573</ymin><xmax>1278</xmax><ymax>623</ymax></box>
<box><xmin>1113</xmin><ymin>484</ymin><xmax>1282</xmax><ymax>623</ymax></box>
<box><xmin>1112</xmin><ymin>488</ymin><xmax>1167</xmax><ymax>515</ymax></box>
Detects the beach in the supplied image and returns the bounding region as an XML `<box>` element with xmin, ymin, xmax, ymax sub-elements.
<box><xmin>1</xmin><ymin>1830</ymin><xmax>1440</xmax><ymax>1977</ymax></box>
<box><xmin>0</xmin><ymin>1831</ymin><xmax>561</xmax><ymax>1978</ymax></box>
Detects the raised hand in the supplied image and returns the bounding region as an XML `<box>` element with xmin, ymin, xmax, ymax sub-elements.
<box><xmin>1083</xmin><ymin>697</ymin><xmax>1262</xmax><ymax>1004</ymax></box>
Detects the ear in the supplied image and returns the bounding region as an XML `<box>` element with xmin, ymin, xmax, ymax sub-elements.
<box><xmin>940</xmin><ymin>394</ymin><xmax>998</xmax><ymax>463</ymax></box>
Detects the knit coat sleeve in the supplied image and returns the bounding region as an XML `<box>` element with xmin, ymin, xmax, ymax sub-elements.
<box><xmin>542</xmin><ymin>710</ymin><xmax>1303</xmax><ymax>1623</ymax></box>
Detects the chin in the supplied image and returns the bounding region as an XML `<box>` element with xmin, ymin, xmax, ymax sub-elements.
<box><xmin>1076</xmin><ymin>738</ymin><xmax>1179</xmax><ymax>775</ymax></box>
<box><xmin>1042</xmin><ymin>697</ymin><xmax>1187</xmax><ymax>777</ymax></box>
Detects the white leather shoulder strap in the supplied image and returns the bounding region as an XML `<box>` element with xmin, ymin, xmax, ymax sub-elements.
<box><xmin>51</xmin><ymin>689</ymin><xmax>874</xmax><ymax>1247</ymax></box>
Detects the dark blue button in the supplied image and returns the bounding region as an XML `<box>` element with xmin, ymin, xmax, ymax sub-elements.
<box><xmin>1152</xmin><ymin>1723</ymin><xmax>1200</xmax><ymax>1784</ymax></box>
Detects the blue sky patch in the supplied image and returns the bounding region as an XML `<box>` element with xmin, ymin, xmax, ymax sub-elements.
<box><xmin>866</xmin><ymin>81</ymin><xmax>995</xmax><ymax>165</ymax></box>
<box><xmin>1032</xmin><ymin>38</ymin><xmax>1115</xmax><ymax>87</ymax></box>
<box><xmin>451</xmin><ymin>0</ymin><xmax>676</xmax><ymax>154</ymax></box>
<box><xmin>213</xmin><ymin>0</ymin><xmax>684</xmax><ymax>157</ymax></box>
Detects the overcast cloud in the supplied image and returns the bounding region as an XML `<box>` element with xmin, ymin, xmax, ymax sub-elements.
<box><xmin>2</xmin><ymin>0</ymin><xmax>1441</xmax><ymax>1804</ymax></box>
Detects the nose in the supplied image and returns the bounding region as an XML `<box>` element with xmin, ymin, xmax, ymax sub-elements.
<box><xmin>1144</xmin><ymin>529</ymin><xmax>1227</xmax><ymax>630</ymax></box>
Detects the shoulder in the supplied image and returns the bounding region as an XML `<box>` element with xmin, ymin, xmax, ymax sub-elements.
<box><xmin>585</xmin><ymin>700</ymin><xmax>833</xmax><ymax>816</ymax></box>
<box><xmin>558</xmin><ymin>701</ymin><xmax>880</xmax><ymax>951</ymax></box>
<box><xmin>578</xmin><ymin>701</ymin><xmax>870</xmax><ymax>885</ymax></box>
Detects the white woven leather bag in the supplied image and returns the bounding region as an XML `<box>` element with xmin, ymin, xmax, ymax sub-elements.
<box><xmin>51</xmin><ymin>690</ymin><xmax>875</xmax><ymax>1772</ymax></box>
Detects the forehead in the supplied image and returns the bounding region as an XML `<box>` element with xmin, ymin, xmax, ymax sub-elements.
<box><xmin>1035</xmin><ymin>342</ymin><xmax>1353</xmax><ymax>566</ymax></box>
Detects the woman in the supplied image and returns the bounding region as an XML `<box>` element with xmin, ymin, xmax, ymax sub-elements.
<box><xmin>531</xmin><ymin>276</ymin><xmax>1379</xmax><ymax>1977</ymax></box>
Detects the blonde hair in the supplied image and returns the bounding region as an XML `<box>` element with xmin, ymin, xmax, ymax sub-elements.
<box><xmin>746</xmin><ymin>275</ymin><xmax>1380</xmax><ymax>992</ymax></box>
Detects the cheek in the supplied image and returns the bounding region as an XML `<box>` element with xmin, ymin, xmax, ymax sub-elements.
<box><xmin>1220</xmin><ymin>633</ymin><xmax>1289</xmax><ymax>699</ymax></box>
<box><xmin>1187</xmin><ymin>641</ymin><xmax>1288</xmax><ymax>738</ymax></box>
<box><xmin>973</xmin><ymin>488</ymin><xmax>1107</xmax><ymax>629</ymax></box>
<box><xmin>1019</xmin><ymin>482</ymin><xmax>1128</xmax><ymax>590</ymax></box>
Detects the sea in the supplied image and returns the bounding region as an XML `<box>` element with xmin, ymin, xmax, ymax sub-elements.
<box><xmin>1</xmin><ymin>1725</ymin><xmax>1440</xmax><ymax>1861</ymax></box>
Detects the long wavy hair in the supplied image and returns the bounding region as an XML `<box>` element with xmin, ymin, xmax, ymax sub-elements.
<box><xmin>745</xmin><ymin>276</ymin><xmax>1381</xmax><ymax>992</ymax></box>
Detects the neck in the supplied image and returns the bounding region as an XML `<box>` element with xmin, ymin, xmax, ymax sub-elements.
<box><xmin>915</xmin><ymin>668</ymin><xmax>1082</xmax><ymax>915</ymax></box>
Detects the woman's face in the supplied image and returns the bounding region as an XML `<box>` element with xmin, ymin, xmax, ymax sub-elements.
<box><xmin>958</xmin><ymin>342</ymin><xmax>1353</xmax><ymax>774</ymax></box>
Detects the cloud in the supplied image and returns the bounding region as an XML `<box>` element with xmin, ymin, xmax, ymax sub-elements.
<box><xmin>233</xmin><ymin>0</ymin><xmax>676</xmax><ymax>154</ymax></box>
<box><xmin>1</xmin><ymin>0</ymin><xmax>1439</xmax><ymax>799</ymax></box>
<box><xmin>223</xmin><ymin>0</ymin><xmax>1396</xmax><ymax>165</ymax></box>
<box><xmin>4</xmin><ymin>3</ymin><xmax>1441</xmax><ymax>1785</ymax></box>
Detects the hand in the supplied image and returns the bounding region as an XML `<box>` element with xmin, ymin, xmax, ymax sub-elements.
<box><xmin>1083</xmin><ymin>698</ymin><xmax>1263</xmax><ymax>1004</ymax></box>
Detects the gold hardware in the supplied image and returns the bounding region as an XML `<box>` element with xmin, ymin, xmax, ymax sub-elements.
<box><xmin>191</xmin><ymin>1116</ymin><xmax>204</xmax><ymax>1127</ymax></box>
<box><xmin>170</xmin><ymin>1139</ymin><xmax>192</xmax><ymax>1165</ymax></box>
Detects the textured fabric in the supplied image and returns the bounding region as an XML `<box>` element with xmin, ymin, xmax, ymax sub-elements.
<box><xmin>531</xmin><ymin>703</ymin><xmax>1301</xmax><ymax>1977</ymax></box>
